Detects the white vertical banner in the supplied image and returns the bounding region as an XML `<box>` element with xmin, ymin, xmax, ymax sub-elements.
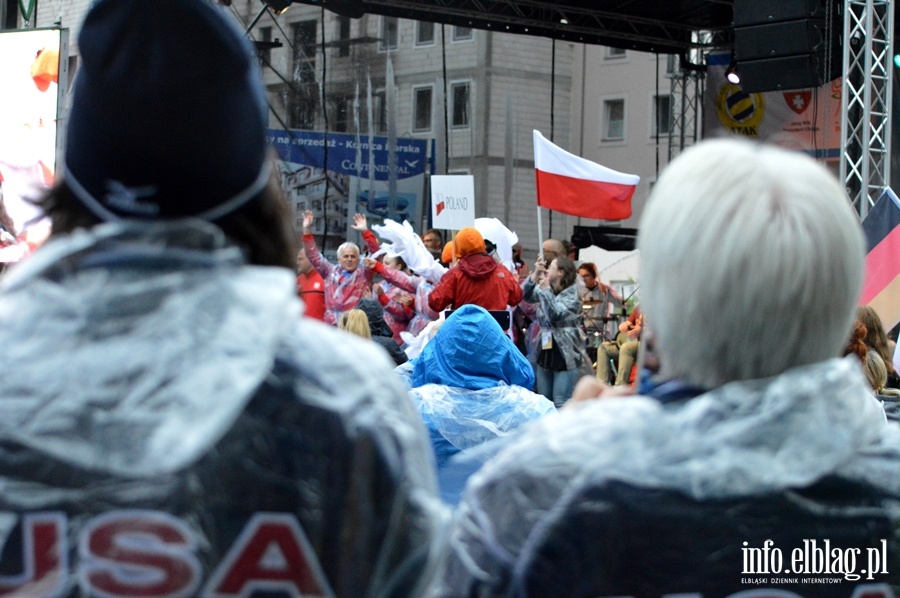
<box><xmin>431</xmin><ymin>175</ymin><xmax>475</xmax><ymax>229</ymax></box>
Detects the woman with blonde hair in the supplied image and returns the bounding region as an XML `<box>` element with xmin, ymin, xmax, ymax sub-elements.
<box><xmin>857</xmin><ymin>306</ymin><xmax>900</xmax><ymax>388</ymax></box>
<box><xmin>338</xmin><ymin>309</ymin><xmax>371</xmax><ymax>339</ymax></box>
<box><xmin>866</xmin><ymin>351</ymin><xmax>889</xmax><ymax>395</ymax></box>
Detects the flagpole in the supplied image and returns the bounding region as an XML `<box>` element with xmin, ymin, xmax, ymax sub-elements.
<box><xmin>536</xmin><ymin>205</ymin><xmax>544</xmax><ymax>262</ymax></box>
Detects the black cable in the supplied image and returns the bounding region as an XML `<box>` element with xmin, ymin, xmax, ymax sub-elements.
<box><xmin>812</xmin><ymin>83</ymin><xmax>820</xmax><ymax>160</ymax></box>
<box><xmin>235</xmin><ymin>1</ymin><xmax>338</xmax><ymax>251</ymax></box>
<box><xmin>441</xmin><ymin>24</ymin><xmax>450</xmax><ymax>173</ymax></box>
<box><xmin>654</xmin><ymin>53</ymin><xmax>660</xmax><ymax>178</ymax></box>
<box><xmin>233</xmin><ymin>5</ymin><xmax>315</xmax><ymax>174</ymax></box>
<box><xmin>549</xmin><ymin>38</ymin><xmax>555</xmax><ymax>239</ymax></box>
<box><xmin>319</xmin><ymin>9</ymin><xmax>330</xmax><ymax>250</ymax></box>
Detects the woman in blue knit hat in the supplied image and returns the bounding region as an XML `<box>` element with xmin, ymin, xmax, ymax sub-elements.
<box><xmin>0</xmin><ymin>1</ymin><xmax>444</xmax><ymax>595</ymax></box>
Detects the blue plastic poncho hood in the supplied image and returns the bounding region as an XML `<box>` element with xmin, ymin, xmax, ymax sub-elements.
<box><xmin>412</xmin><ymin>304</ymin><xmax>534</xmax><ymax>390</ymax></box>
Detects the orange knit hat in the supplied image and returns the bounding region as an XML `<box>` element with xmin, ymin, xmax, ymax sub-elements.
<box><xmin>441</xmin><ymin>241</ymin><xmax>456</xmax><ymax>263</ymax></box>
<box><xmin>454</xmin><ymin>227</ymin><xmax>486</xmax><ymax>258</ymax></box>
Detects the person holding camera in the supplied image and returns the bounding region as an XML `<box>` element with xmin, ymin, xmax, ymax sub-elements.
<box><xmin>524</xmin><ymin>255</ymin><xmax>590</xmax><ymax>406</ymax></box>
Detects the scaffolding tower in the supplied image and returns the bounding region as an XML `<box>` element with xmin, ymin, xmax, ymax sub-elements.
<box><xmin>667</xmin><ymin>68</ymin><xmax>704</xmax><ymax>162</ymax></box>
<box><xmin>840</xmin><ymin>0</ymin><xmax>894</xmax><ymax>218</ymax></box>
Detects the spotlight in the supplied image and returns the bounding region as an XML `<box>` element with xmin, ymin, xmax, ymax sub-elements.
<box><xmin>264</xmin><ymin>0</ymin><xmax>292</xmax><ymax>15</ymax></box>
<box><xmin>725</xmin><ymin>62</ymin><xmax>741</xmax><ymax>85</ymax></box>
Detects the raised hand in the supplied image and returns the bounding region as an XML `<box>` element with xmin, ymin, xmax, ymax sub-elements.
<box><xmin>351</xmin><ymin>213</ymin><xmax>368</xmax><ymax>231</ymax></box>
<box><xmin>531</xmin><ymin>258</ymin><xmax>546</xmax><ymax>283</ymax></box>
<box><xmin>303</xmin><ymin>210</ymin><xmax>314</xmax><ymax>231</ymax></box>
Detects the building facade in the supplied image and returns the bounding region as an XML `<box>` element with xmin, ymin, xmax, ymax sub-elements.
<box><xmin>22</xmin><ymin>0</ymin><xmax>690</xmax><ymax>258</ymax></box>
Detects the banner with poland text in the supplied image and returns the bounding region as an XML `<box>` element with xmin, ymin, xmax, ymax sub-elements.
<box><xmin>431</xmin><ymin>174</ymin><xmax>475</xmax><ymax>230</ymax></box>
<box><xmin>533</xmin><ymin>130</ymin><xmax>639</xmax><ymax>220</ymax></box>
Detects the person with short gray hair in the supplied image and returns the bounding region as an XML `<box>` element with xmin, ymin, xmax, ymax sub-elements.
<box><xmin>302</xmin><ymin>210</ymin><xmax>380</xmax><ymax>324</ymax></box>
<box><xmin>639</xmin><ymin>140</ymin><xmax>863</xmax><ymax>389</ymax></box>
<box><xmin>439</xmin><ymin>139</ymin><xmax>900</xmax><ymax>596</ymax></box>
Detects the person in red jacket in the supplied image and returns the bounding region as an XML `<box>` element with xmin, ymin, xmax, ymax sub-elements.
<box><xmin>296</xmin><ymin>247</ymin><xmax>326</xmax><ymax>321</ymax></box>
<box><xmin>428</xmin><ymin>227</ymin><xmax>522</xmax><ymax>313</ymax></box>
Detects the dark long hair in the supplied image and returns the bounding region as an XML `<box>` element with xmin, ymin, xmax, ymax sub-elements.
<box><xmin>35</xmin><ymin>167</ymin><xmax>296</xmax><ymax>269</ymax></box>
<box><xmin>553</xmin><ymin>256</ymin><xmax>578</xmax><ymax>293</ymax></box>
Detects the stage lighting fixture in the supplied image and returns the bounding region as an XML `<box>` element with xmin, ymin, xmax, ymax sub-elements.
<box><xmin>725</xmin><ymin>62</ymin><xmax>741</xmax><ymax>84</ymax></box>
<box><xmin>264</xmin><ymin>0</ymin><xmax>292</xmax><ymax>15</ymax></box>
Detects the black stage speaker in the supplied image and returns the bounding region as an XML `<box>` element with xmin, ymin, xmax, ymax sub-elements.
<box><xmin>733</xmin><ymin>0</ymin><xmax>842</xmax><ymax>92</ymax></box>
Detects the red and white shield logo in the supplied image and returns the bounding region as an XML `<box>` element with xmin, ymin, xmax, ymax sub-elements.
<box><xmin>784</xmin><ymin>91</ymin><xmax>812</xmax><ymax>115</ymax></box>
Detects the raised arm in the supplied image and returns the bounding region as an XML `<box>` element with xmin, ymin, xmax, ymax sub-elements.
<box><xmin>533</xmin><ymin>286</ymin><xmax>581</xmax><ymax>323</ymax></box>
<box><xmin>365</xmin><ymin>258</ymin><xmax>419</xmax><ymax>293</ymax></box>
<box><xmin>302</xmin><ymin>210</ymin><xmax>335</xmax><ymax>278</ymax></box>
<box><xmin>352</xmin><ymin>213</ymin><xmax>381</xmax><ymax>254</ymax></box>
<box><xmin>522</xmin><ymin>259</ymin><xmax>546</xmax><ymax>304</ymax></box>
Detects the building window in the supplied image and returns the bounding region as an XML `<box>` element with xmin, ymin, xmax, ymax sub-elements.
<box><xmin>416</xmin><ymin>21</ymin><xmax>435</xmax><ymax>46</ymax></box>
<box><xmin>290</xmin><ymin>83</ymin><xmax>319</xmax><ymax>130</ymax></box>
<box><xmin>291</xmin><ymin>20</ymin><xmax>318</xmax><ymax>130</ymax></box>
<box><xmin>450</xmin><ymin>81</ymin><xmax>470</xmax><ymax>128</ymax></box>
<box><xmin>337</xmin><ymin>16</ymin><xmax>351</xmax><ymax>57</ymax></box>
<box><xmin>380</xmin><ymin>16</ymin><xmax>398</xmax><ymax>50</ymax></box>
<box><xmin>666</xmin><ymin>54</ymin><xmax>678</xmax><ymax>74</ymax></box>
<box><xmin>258</xmin><ymin>26</ymin><xmax>272</xmax><ymax>64</ymax></box>
<box><xmin>602</xmin><ymin>98</ymin><xmax>625</xmax><ymax>141</ymax></box>
<box><xmin>453</xmin><ymin>26</ymin><xmax>473</xmax><ymax>41</ymax></box>
<box><xmin>372</xmin><ymin>90</ymin><xmax>387</xmax><ymax>134</ymax></box>
<box><xmin>605</xmin><ymin>46</ymin><xmax>626</xmax><ymax>59</ymax></box>
<box><xmin>292</xmin><ymin>20</ymin><xmax>317</xmax><ymax>64</ymax></box>
<box><xmin>413</xmin><ymin>86</ymin><xmax>433</xmax><ymax>132</ymax></box>
<box><xmin>332</xmin><ymin>96</ymin><xmax>353</xmax><ymax>132</ymax></box>
<box><xmin>653</xmin><ymin>94</ymin><xmax>673</xmax><ymax>137</ymax></box>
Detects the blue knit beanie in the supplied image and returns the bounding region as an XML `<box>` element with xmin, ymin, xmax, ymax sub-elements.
<box><xmin>64</xmin><ymin>0</ymin><xmax>270</xmax><ymax>220</ymax></box>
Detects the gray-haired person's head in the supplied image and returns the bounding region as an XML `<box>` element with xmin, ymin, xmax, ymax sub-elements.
<box><xmin>638</xmin><ymin>139</ymin><xmax>864</xmax><ymax>389</ymax></box>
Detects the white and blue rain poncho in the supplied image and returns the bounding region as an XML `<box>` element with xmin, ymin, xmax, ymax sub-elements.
<box><xmin>408</xmin><ymin>305</ymin><xmax>554</xmax><ymax>502</ymax></box>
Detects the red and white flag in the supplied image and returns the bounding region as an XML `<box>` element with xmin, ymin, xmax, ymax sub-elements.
<box><xmin>533</xmin><ymin>130</ymin><xmax>639</xmax><ymax>220</ymax></box>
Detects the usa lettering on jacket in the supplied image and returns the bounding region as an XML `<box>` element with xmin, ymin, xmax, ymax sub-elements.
<box><xmin>0</xmin><ymin>511</ymin><xmax>334</xmax><ymax>597</ymax></box>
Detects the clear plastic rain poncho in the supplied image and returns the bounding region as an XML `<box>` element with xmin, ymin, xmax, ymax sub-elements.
<box><xmin>0</xmin><ymin>220</ymin><xmax>446</xmax><ymax>597</ymax></box>
<box><xmin>408</xmin><ymin>305</ymin><xmax>553</xmax><ymax>500</ymax></box>
<box><xmin>303</xmin><ymin>229</ymin><xmax>380</xmax><ymax>325</ymax></box>
<box><xmin>376</xmin><ymin>265</ymin><xmax>440</xmax><ymax>337</ymax></box>
<box><xmin>372</xmin><ymin>218</ymin><xmax>445</xmax><ymax>337</ymax></box>
<box><xmin>440</xmin><ymin>357</ymin><xmax>900</xmax><ymax>596</ymax></box>
<box><xmin>522</xmin><ymin>278</ymin><xmax>590</xmax><ymax>372</ymax></box>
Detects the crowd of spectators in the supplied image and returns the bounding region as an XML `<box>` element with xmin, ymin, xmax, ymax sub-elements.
<box><xmin>2</xmin><ymin>1</ymin><xmax>900</xmax><ymax>595</ymax></box>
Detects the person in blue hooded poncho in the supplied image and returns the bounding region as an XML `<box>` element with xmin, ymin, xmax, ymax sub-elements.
<box><xmin>408</xmin><ymin>305</ymin><xmax>555</xmax><ymax>502</ymax></box>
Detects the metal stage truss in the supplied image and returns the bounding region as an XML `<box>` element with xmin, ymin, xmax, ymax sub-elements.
<box><xmin>840</xmin><ymin>0</ymin><xmax>893</xmax><ymax>217</ymax></box>
<box><xmin>298</xmin><ymin>0</ymin><xmax>893</xmax><ymax>217</ymax></box>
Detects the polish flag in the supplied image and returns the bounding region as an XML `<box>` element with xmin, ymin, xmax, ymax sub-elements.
<box><xmin>533</xmin><ymin>130</ymin><xmax>639</xmax><ymax>220</ymax></box>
